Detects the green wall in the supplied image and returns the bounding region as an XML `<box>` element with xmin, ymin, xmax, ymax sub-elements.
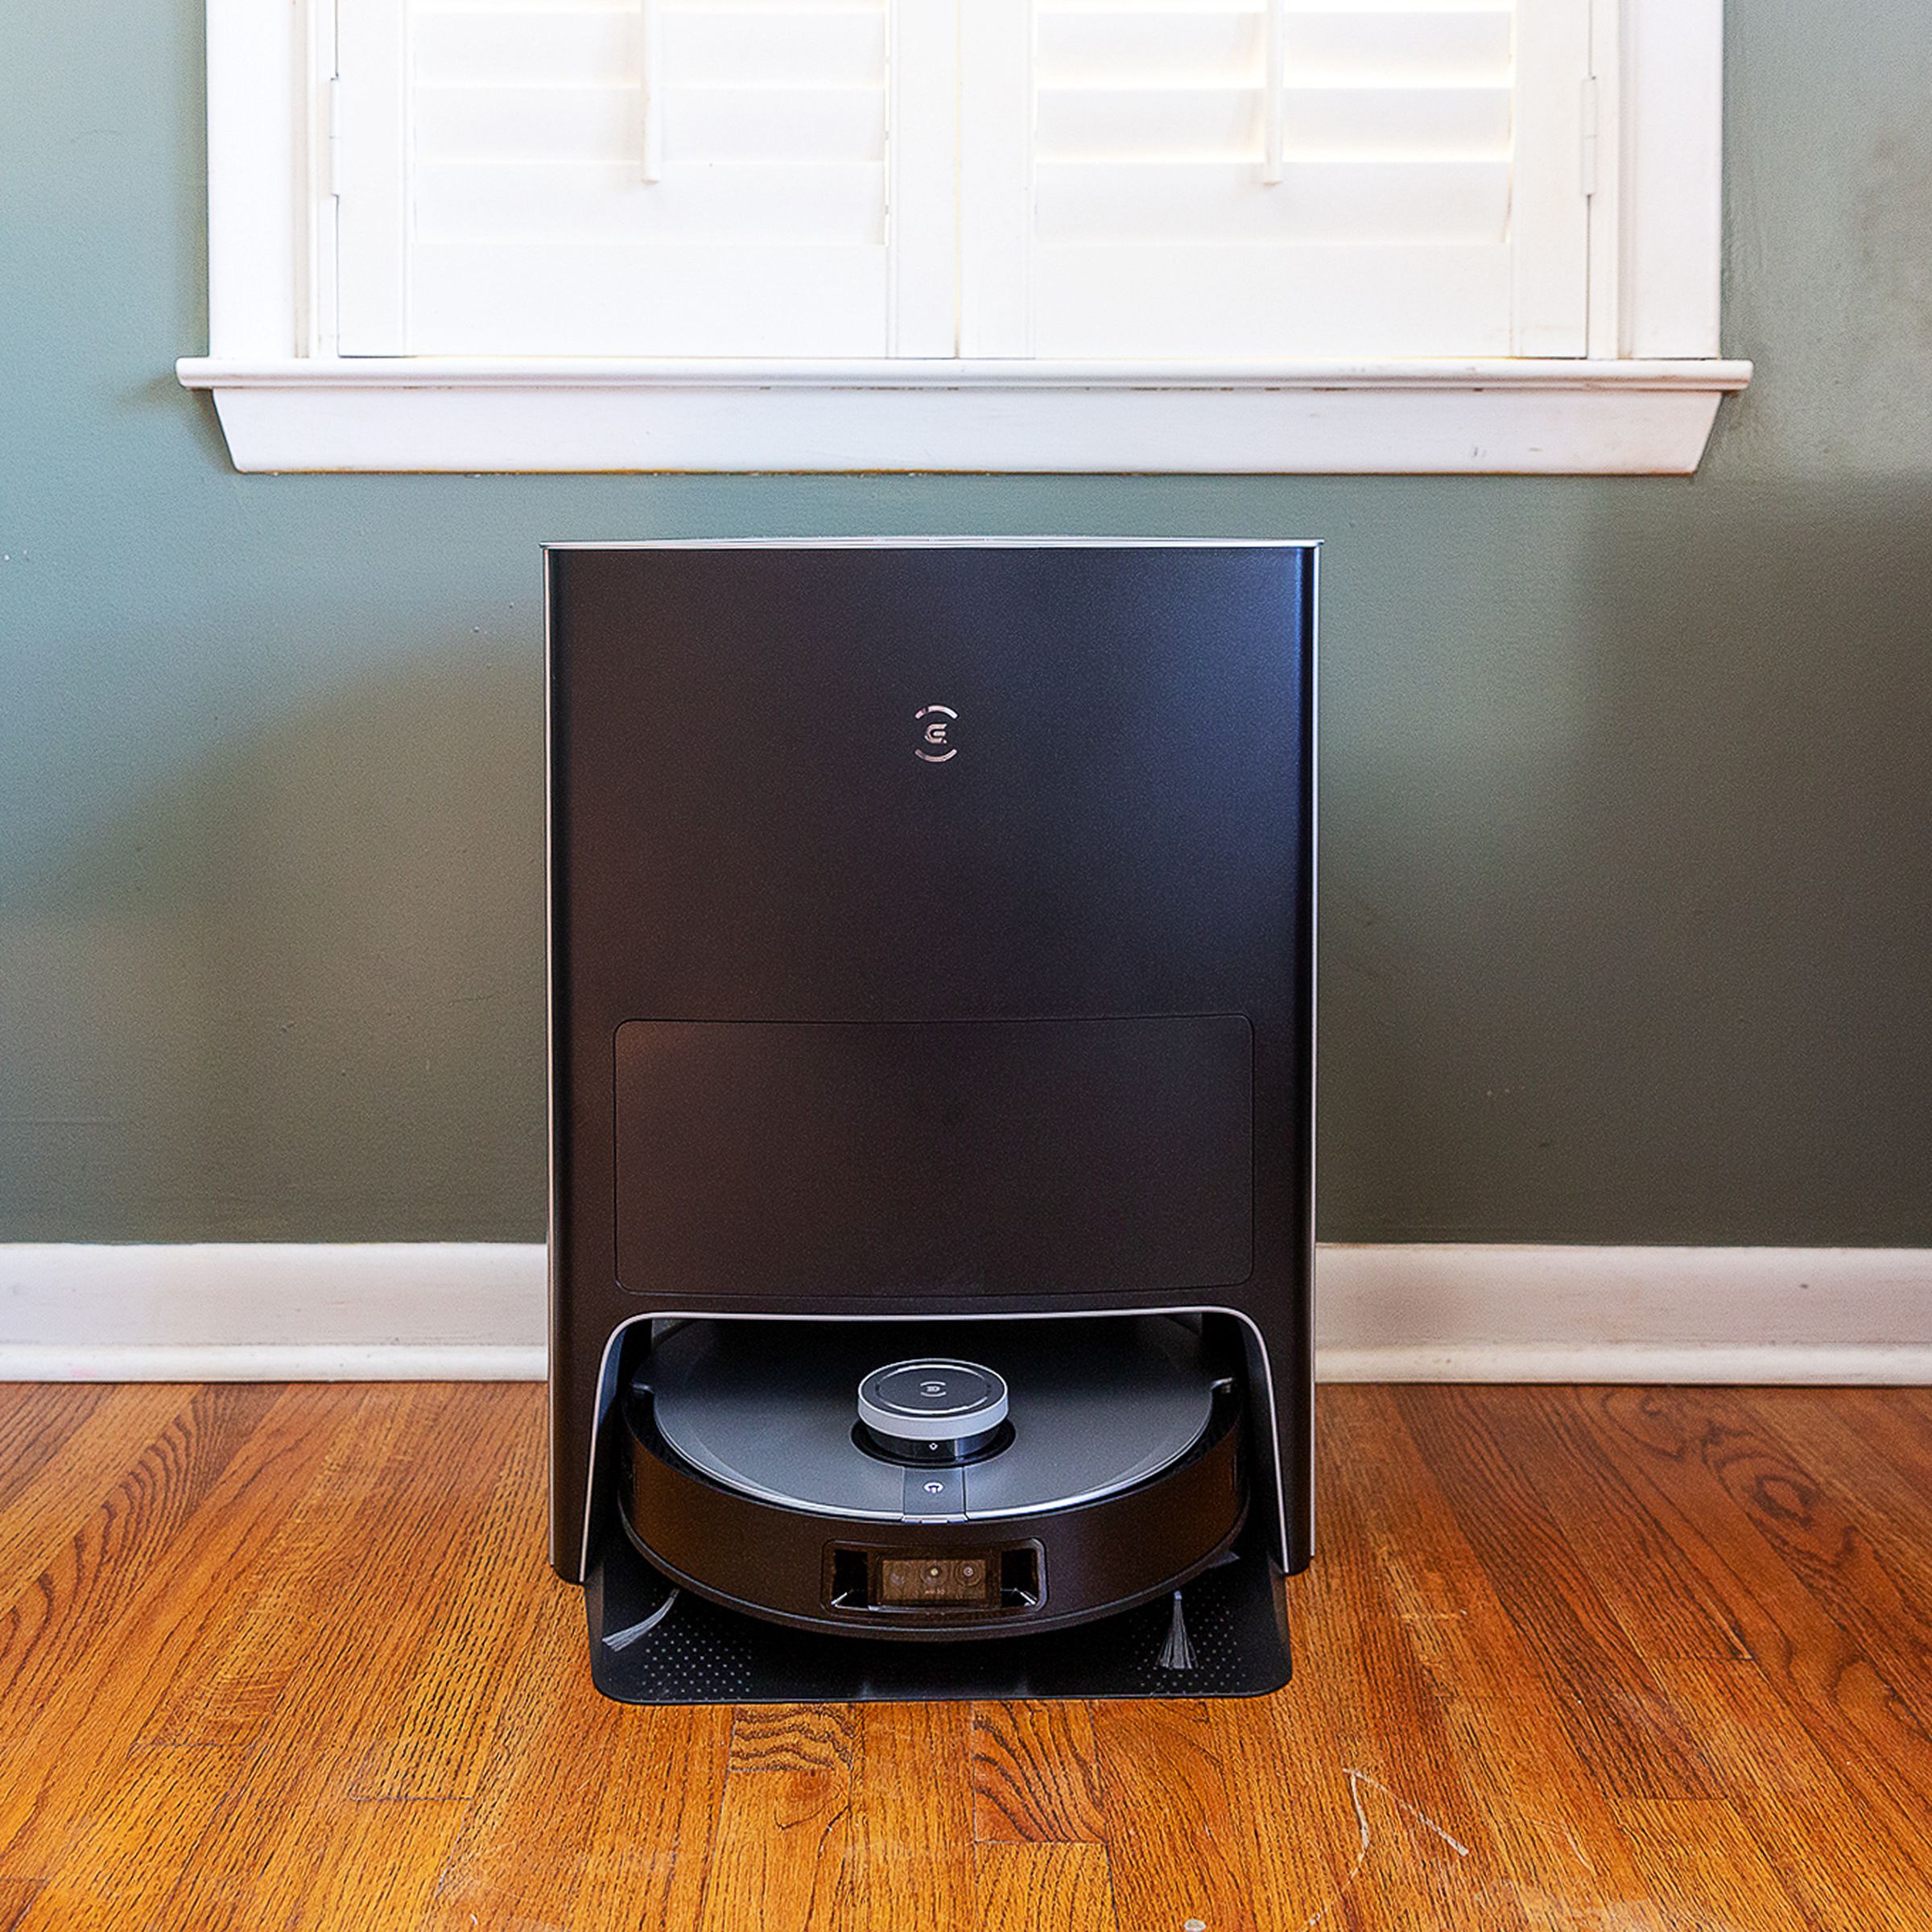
<box><xmin>4</xmin><ymin>2</ymin><xmax>1930</xmax><ymax>1245</ymax></box>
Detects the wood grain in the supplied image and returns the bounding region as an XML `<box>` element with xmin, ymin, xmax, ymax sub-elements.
<box><xmin>0</xmin><ymin>1385</ymin><xmax>204</xmax><ymax>1616</ymax></box>
<box><xmin>974</xmin><ymin>1840</ymin><xmax>1114</xmax><ymax>1932</ymax></box>
<box><xmin>730</xmin><ymin>1702</ymin><xmax>856</xmax><ymax>1774</ymax></box>
<box><xmin>0</xmin><ymin>1385</ymin><xmax>108</xmax><ymax>1519</ymax></box>
<box><xmin>576</xmin><ymin>1702</ymin><xmax>733</xmax><ymax>1930</ymax></box>
<box><xmin>0</xmin><ymin>1879</ymin><xmax>42</xmax><ymax>1932</ymax></box>
<box><xmin>837</xmin><ymin>1702</ymin><xmax>975</xmax><ymax>1931</ymax></box>
<box><xmin>971</xmin><ymin>1701</ymin><xmax>1106</xmax><ymax>1843</ymax></box>
<box><xmin>0</xmin><ymin>1386</ymin><xmax>353</xmax><ymax>1875</ymax></box>
<box><xmin>10</xmin><ymin>1745</ymin><xmax>251</xmax><ymax>1932</ymax></box>
<box><xmin>2</xmin><ymin>1381</ymin><xmax>1932</xmax><ymax>1928</ymax></box>
<box><xmin>697</xmin><ymin>1766</ymin><xmax>849</xmax><ymax>1932</ymax></box>
<box><xmin>1315</xmin><ymin>1387</ymin><xmax>1662</xmax><ymax>1927</ymax></box>
<box><xmin>1393</xmin><ymin>1385</ymin><xmax>1719</xmax><ymax>1801</ymax></box>
<box><xmin>0</xmin><ymin>1384</ymin><xmax>281</xmax><ymax>1737</ymax></box>
<box><xmin>416</xmin><ymin>1587</ymin><xmax>629</xmax><ymax>1930</ymax></box>
<box><xmin>1089</xmin><ymin>1698</ymin><xmax>1251</xmax><ymax>1932</ymax></box>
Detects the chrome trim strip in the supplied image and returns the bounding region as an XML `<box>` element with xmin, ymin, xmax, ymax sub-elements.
<box><xmin>541</xmin><ymin>537</ymin><xmax>1319</xmax><ymax>551</ymax></box>
<box><xmin>1306</xmin><ymin>540</ymin><xmax>1320</xmax><ymax>1559</ymax></box>
<box><xmin>543</xmin><ymin>546</ymin><xmax>559</xmax><ymax>1558</ymax></box>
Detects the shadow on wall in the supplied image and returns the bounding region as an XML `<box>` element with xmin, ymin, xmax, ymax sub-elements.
<box><xmin>6</xmin><ymin>480</ymin><xmax>1930</xmax><ymax>1249</ymax></box>
<box><xmin>0</xmin><ymin>646</ymin><xmax>547</xmax><ymax>1241</ymax></box>
<box><xmin>1318</xmin><ymin>476</ymin><xmax>1932</xmax><ymax>1246</ymax></box>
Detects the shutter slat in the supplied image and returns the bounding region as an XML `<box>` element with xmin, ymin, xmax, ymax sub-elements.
<box><xmin>1036</xmin><ymin>87</ymin><xmax>1511</xmax><ymax>163</ymax></box>
<box><xmin>1035</xmin><ymin>11</ymin><xmax>1510</xmax><ymax>87</ymax></box>
<box><xmin>415</xmin><ymin>88</ymin><xmax>887</xmax><ymax>165</ymax></box>
<box><xmin>415</xmin><ymin>10</ymin><xmax>888</xmax><ymax>89</ymax></box>
<box><xmin>341</xmin><ymin>0</ymin><xmax>1583</xmax><ymax>363</ymax></box>
<box><xmin>1288</xmin><ymin>12</ymin><xmax>1512</xmax><ymax>84</ymax></box>
<box><xmin>1040</xmin><ymin>0</ymin><xmax>1510</xmax><ymax>15</ymax></box>
<box><xmin>1037</xmin><ymin>14</ymin><xmax>1257</xmax><ymax>85</ymax></box>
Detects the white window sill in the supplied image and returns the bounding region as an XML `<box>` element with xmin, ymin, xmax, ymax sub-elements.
<box><xmin>174</xmin><ymin>357</ymin><xmax>1752</xmax><ymax>476</ymax></box>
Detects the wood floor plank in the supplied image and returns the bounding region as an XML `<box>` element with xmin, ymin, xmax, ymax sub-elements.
<box><xmin>0</xmin><ymin>1880</ymin><xmax>41</xmax><ymax>1932</ymax></box>
<box><xmin>974</xmin><ymin>1840</ymin><xmax>1116</xmax><ymax>1932</ymax></box>
<box><xmin>352</xmin><ymin>1399</ymin><xmax>550</xmax><ymax>1799</ymax></box>
<box><xmin>0</xmin><ymin>1384</ymin><xmax>282</xmax><ymax>1737</ymax></box>
<box><xmin>0</xmin><ymin>1386</ymin><xmax>199</xmax><ymax>1615</ymax></box>
<box><xmin>1612</xmin><ymin>1798</ymin><xmax>1815</xmax><ymax>1932</ymax></box>
<box><xmin>1204</xmin><ymin>1689</ymin><xmax>1358</xmax><ymax>1932</ymax></box>
<box><xmin>413</xmin><ymin>1579</ymin><xmax>630</xmax><ymax>1931</ymax></box>
<box><xmin>0</xmin><ymin>1387</ymin><xmax>110</xmax><ymax>1518</ymax></box>
<box><xmin>1286</xmin><ymin>1395</ymin><xmax>1540</xmax><ymax>1932</ymax></box>
<box><xmin>1687</xmin><ymin>1659</ymin><xmax>1932</xmax><ymax>1932</ymax></box>
<box><xmin>1089</xmin><ymin>1699</ymin><xmax>1251</xmax><ymax>1932</ymax></box>
<box><xmin>696</xmin><ymin>1767</ymin><xmax>850</xmax><ymax>1932</ymax></box>
<box><xmin>700</xmin><ymin>1678</ymin><xmax>856</xmax><ymax>1931</ymax></box>
<box><xmin>1649</xmin><ymin>1655</ymin><xmax>1853</xmax><ymax>1800</ymax></box>
<box><xmin>1487</xmin><ymin>1386</ymin><xmax>1756</xmax><ymax>1664</ymax></box>
<box><xmin>1393</xmin><ymin>1385</ymin><xmax>1719</xmax><ymax>1802</ymax></box>
<box><xmin>9</xmin><ymin>1743</ymin><xmax>251</xmax><ymax>1932</ymax></box>
<box><xmin>149</xmin><ymin>1388</ymin><xmax>530</xmax><ymax>1931</ymax></box>
<box><xmin>837</xmin><ymin>1702</ymin><xmax>975</xmax><ymax>1932</ymax></box>
<box><xmin>574</xmin><ymin>1703</ymin><xmax>734</xmax><ymax>1932</ymax></box>
<box><xmin>971</xmin><ymin>1701</ymin><xmax>1106</xmax><ymax>1843</ymax></box>
<box><xmin>1583</xmin><ymin>1386</ymin><xmax>1932</xmax><ymax>1918</ymax></box>
<box><xmin>138</xmin><ymin>1385</ymin><xmax>395</xmax><ymax>1748</ymax></box>
<box><xmin>276</xmin><ymin>1792</ymin><xmax>467</xmax><ymax>1932</ymax></box>
<box><xmin>157</xmin><ymin>1761</ymin><xmax>462</xmax><ymax>1932</ymax></box>
<box><xmin>1732</xmin><ymin>1785</ymin><xmax>1932</xmax><ymax>1932</ymax></box>
<box><xmin>0</xmin><ymin>1385</ymin><xmax>359</xmax><ymax>1880</ymax></box>
<box><xmin>1884</xmin><ymin>1385</ymin><xmax>1932</xmax><ymax>1463</ymax></box>
<box><xmin>1728</xmin><ymin>1389</ymin><xmax>1932</xmax><ymax>1682</ymax></box>
<box><xmin>1892</xmin><ymin>1381</ymin><xmax>1932</xmax><ymax>1429</ymax></box>
<box><xmin>1319</xmin><ymin>1387</ymin><xmax>1666</xmax><ymax>1930</ymax></box>
<box><xmin>1801</xmin><ymin>1390</ymin><xmax>1932</xmax><ymax>1568</ymax></box>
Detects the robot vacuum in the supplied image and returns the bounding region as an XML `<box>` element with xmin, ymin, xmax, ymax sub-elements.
<box><xmin>620</xmin><ymin>1315</ymin><xmax>1249</xmax><ymax>1640</ymax></box>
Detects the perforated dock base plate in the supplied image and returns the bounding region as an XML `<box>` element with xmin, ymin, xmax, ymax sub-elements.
<box><xmin>585</xmin><ymin>1520</ymin><xmax>1291</xmax><ymax>1704</ymax></box>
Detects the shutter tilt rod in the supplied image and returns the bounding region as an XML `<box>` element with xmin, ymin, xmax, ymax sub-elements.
<box><xmin>640</xmin><ymin>0</ymin><xmax>665</xmax><ymax>184</ymax></box>
<box><xmin>1261</xmin><ymin>0</ymin><xmax>1286</xmax><ymax>184</ymax></box>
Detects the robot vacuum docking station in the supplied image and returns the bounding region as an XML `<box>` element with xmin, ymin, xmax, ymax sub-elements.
<box><xmin>547</xmin><ymin>540</ymin><xmax>1315</xmax><ymax>1702</ymax></box>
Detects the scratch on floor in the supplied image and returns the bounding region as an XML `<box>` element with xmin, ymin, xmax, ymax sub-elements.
<box><xmin>1344</xmin><ymin>1768</ymin><xmax>1472</xmax><ymax>1858</ymax></box>
<box><xmin>1297</xmin><ymin>1768</ymin><xmax>1472</xmax><ymax>1932</ymax></box>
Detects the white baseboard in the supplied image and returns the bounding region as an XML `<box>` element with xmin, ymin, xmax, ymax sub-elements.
<box><xmin>0</xmin><ymin>1244</ymin><xmax>547</xmax><ymax>1381</ymax></box>
<box><xmin>2</xmin><ymin>1242</ymin><xmax>1929</xmax><ymax>1383</ymax></box>
<box><xmin>1315</xmin><ymin>1245</ymin><xmax>1932</xmax><ymax>1383</ymax></box>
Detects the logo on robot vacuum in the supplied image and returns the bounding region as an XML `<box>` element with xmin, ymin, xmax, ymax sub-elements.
<box><xmin>914</xmin><ymin>704</ymin><xmax>957</xmax><ymax>762</ymax></box>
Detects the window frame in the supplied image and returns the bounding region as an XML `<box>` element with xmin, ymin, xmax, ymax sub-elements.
<box><xmin>177</xmin><ymin>0</ymin><xmax>1749</xmax><ymax>474</ymax></box>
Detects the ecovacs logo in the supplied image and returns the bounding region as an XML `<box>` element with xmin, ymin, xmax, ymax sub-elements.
<box><xmin>914</xmin><ymin>704</ymin><xmax>958</xmax><ymax>763</ymax></box>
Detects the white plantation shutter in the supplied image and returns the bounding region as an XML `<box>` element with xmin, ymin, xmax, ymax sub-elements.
<box><xmin>332</xmin><ymin>0</ymin><xmax>1593</xmax><ymax>362</ymax></box>
<box><xmin>962</xmin><ymin>0</ymin><xmax>1594</xmax><ymax>358</ymax></box>
<box><xmin>336</xmin><ymin>0</ymin><xmax>959</xmax><ymax>356</ymax></box>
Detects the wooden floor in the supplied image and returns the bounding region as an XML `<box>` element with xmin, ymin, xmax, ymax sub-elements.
<box><xmin>2</xmin><ymin>1385</ymin><xmax>1932</xmax><ymax>1930</ymax></box>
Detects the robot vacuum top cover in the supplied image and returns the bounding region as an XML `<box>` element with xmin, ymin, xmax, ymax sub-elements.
<box><xmin>644</xmin><ymin>1315</ymin><xmax>1221</xmax><ymax>1522</ymax></box>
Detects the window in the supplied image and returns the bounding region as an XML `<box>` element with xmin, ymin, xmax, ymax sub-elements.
<box><xmin>180</xmin><ymin>0</ymin><xmax>1749</xmax><ymax>472</ymax></box>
